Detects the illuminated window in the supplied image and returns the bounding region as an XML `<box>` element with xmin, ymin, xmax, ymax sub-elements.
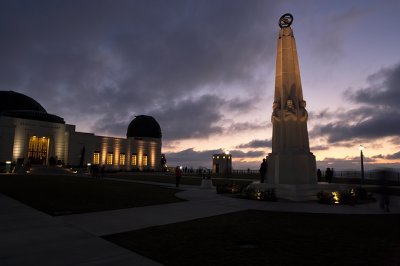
<box><xmin>106</xmin><ymin>153</ymin><xmax>113</xmax><ymax>165</ymax></box>
<box><xmin>119</xmin><ymin>153</ymin><xmax>126</xmax><ymax>165</ymax></box>
<box><xmin>93</xmin><ymin>152</ymin><xmax>100</xmax><ymax>164</ymax></box>
<box><xmin>142</xmin><ymin>155</ymin><xmax>148</xmax><ymax>166</ymax></box>
<box><xmin>28</xmin><ymin>136</ymin><xmax>49</xmax><ymax>165</ymax></box>
<box><xmin>131</xmin><ymin>154</ymin><xmax>137</xmax><ymax>166</ymax></box>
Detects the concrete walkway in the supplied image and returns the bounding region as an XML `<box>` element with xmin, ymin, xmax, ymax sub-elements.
<box><xmin>1</xmin><ymin>177</ymin><xmax>399</xmax><ymax>266</ymax></box>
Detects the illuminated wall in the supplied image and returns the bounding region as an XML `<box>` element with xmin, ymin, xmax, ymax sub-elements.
<box><xmin>1</xmin><ymin>117</ymin><xmax>68</xmax><ymax>164</ymax></box>
<box><xmin>127</xmin><ymin>137</ymin><xmax>161</xmax><ymax>171</ymax></box>
<box><xmin>1</xmin><ymin>116</ymin><xmax>162</xmax><ymax>171</ymax></box>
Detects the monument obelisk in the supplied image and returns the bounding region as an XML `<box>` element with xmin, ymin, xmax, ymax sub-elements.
<box><xmin>267</xmin><ymin>14</ymin><xmax>316</xmax><ymax>188</ymax></box>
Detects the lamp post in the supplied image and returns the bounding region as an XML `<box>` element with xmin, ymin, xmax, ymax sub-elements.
<box><xmin>359</xmin><ymin>145</ymin><xmax>365</xmax><ymax>185</ymax></box>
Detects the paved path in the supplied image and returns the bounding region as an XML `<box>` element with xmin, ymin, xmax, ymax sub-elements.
<box><xmin>1</xmin><ymin>177</ymin><xmax>399</xmax><ymax>266</ymax></box>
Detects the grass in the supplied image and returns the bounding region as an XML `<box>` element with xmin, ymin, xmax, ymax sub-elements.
<box><xmin>112</xmin><ymin>173</ymin><xmax>203</xmax><ymax>186</ymax></box>
<box><xmin>104</xmin><ymin>210</ymin><xmax>400</xmax><ymax>266</ymax></box>
<box><xmin>0</xmin><ymin>174</ymin><xmax>184</xmax><ymax>215</ymax></box>
<box><xmin>112</xmin><ymin>173</ymin><xmax>255</xmax><ymax>188</ymax></box>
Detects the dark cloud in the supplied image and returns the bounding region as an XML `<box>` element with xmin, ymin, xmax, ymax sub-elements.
<box><xmin>229</xmin><ymin>150</ymin><xmax>265</xmax><ymax>158</ymax></box>
<box><xmin>236</xmin><ymin>139</ymin><xmax>271</xmax><ymax>149</ymax></box>
<box><xmin>310</xmin><ymin>145</ymin><xmax>329</xmax><ymax>151</ymax></box>
<box><xmin>0</xmin><ymin>0</ymin><xmax>280</xmax><ymax>139</ymax></box>
<box><xmin>386</xmin><ymin>151</ymin><xmax>400</xmax><ymax>160</ymax></box>
<box><xmin>309</xmin><ymin>6</ymin><xmax>369</xmax><ymax>63</ymax></box>
<box><xmin>164</xmin><ymin>147</ymin><xmax>265</xmax><ymax>168</ymax></box>
<box><xmin>312</xmin><ymin>63</ymin><xmax>400</xmax><ymax>143</ymax></box>
<box><xmin>92</xmin><ymin>94</ymin><xmax>225</xmax><ymax>139</ymax></box>
<box><xmin>227</xmin><ymin>122</ymin><xmax>269</xmax><ymax>133</ymax></box>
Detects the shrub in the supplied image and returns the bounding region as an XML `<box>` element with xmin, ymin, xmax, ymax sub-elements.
<box><xmin>317</xmin><ymin>187</ymin><xmax>375</xmax><ymax>205</ymax></box>
<box><xmin>242</xmin><ymin>186</ymin><xmax>277</xmax><ymax>201</ymax></box>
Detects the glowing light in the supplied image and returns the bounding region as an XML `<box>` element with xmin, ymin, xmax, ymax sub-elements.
<box><xmin>119</xmin><ymin>153</ymin><xmax>126</xmax><ymax>165</ymax></box>
<box><xmin>143</xmin><ymin>154</ymin><xmax>148</xmax><ymax>166</ymax></box>
<box><xmin>87</xmin><ymin>163</ymin><xmax>91</xmax><ymax>166</ymax></box>
<box><xmin>225</xmin><ymin>150</ymin><xmax>230</xmax><ymax>155</ymax></box>
<box><xmin>131</xmin><ymin>154</ymin><xmax>137</xmax><ymax>166</ymax></box>
<box><xmin>332</xmin><ymin>191</ymin><xmax>340</xmax><ymax>204</ymax></box>
<box><xmin>359</xmin><ymin>145</ymin><xmax>364</xmax><ymax>151</ymax></box>
<box><xmin>6</xmin><ymin>161</ymin><xmax>11</xmax><ymax>164</ymax></box>
<box><xmin>93</xmin><ymin>152</ymin><xmax>100</xmax><ymax>164</ymax></box>
<box><xmin>106</xmin><ymin>153</ymin><xmax>113</xmax><ymax>165</ymax></box>
<box><xmin>101</xmin><ymin>137</ymin><xmax>109</xmax><ymax>164</ymax></box>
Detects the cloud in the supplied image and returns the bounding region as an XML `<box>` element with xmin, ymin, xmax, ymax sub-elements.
<box><xmin>345</xmin><ymin>64</ymin><xmax>400</xmax><ymax>108</ymax></box>
<box><xmin>385</xmin><ymin>151</ymin><xmax>400</xmax><ymax>160</ymax></box>
<box><xmin>227</xmin><ymin>122</ymin><xmax>269</xmax><ymax>133</ymax></box>
<box><xmin>0</xmin><ymin>0</ymin><xmax>280</xmax><ymax>139</ymax></box>
<box><xmin>311</xmin><ymin>63</ymin><xmax>400</xmax><ymax>143</ymax></box>
<box><xmin>229</xmin><ymin>150</ymin><xmax>265</xmax><ymax>158</ymax></box>
<box><xmin>236</xmin><ymin>139</ymin><xmax>272</xmax><ymax>149</ymax></box>
<box><xmin>310</xmin><ymin>145</ymin><xmax>329</xmax><ymax>151</ymax></box>
<box><xmin>92</xmin><ymin>94</ymin><xmax>226</xmax><ymax>139</ymax></box>
<box><xmin>164</xmin><ymin>147</ymin><xmax>265</xmax><ymax>168</ymax></box>
<box><xmin>308</xmin><ymin>6</ymin><xmax>369</xmax><ymax>63</ymax></box>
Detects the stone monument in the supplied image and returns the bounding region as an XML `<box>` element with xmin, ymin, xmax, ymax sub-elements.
<box><xmin>266</xmin><ymin>14</ymin><xmax>317</xmax><ymax>200</ymax></box>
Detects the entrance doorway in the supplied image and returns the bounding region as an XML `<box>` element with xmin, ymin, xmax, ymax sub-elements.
<box><xmin>28</xmin><ymin>136</ymin><xmax>49</xmax><ymax>165</ymax></box>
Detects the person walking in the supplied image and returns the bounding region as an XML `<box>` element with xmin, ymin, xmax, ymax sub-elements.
<box><xmin>175</xmin><ymin>166</ymin><xmax>182</xmax><ymax>187</ymax></box>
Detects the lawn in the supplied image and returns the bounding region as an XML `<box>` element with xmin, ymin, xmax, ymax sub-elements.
<box><xmin>0</xmin><ymin>174</ymin><xmax>184</xmax><ymax>215</ymax></box>
<box><xmin>112</xmin><ymin>173</ymin><xmax>254</xmax><ymax>188</ymax></box>
<box><xmin>104</xmin><ymin>210</ymin><xmax>400</xmax><ymax>266</ymax></box>
<box><xmin>112</xmin><ymin>173</ymin><xmax>203</xmax><ymax>186</ymax></box>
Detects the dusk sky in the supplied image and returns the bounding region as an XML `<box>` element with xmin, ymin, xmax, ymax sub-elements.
<box><xmin>1</xmin><ymin>0</ymin><xmax>400</xmax><ymax>170</ymax></box>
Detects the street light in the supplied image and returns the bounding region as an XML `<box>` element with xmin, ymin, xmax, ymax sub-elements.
<box><xmin>359</xmin><ymin>145</ymin><xmax>365</xmax><ymax>184</ymax></box>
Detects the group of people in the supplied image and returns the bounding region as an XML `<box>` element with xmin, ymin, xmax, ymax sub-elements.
<box><xmin>91</xmin><ymin>164</ymin><xmax>106</xmax><ymax>178</ymax></box>
<box><xmin>316</xmin><ymin>168</ymin><xmax>334</xmax><ymax>183</ymax></box>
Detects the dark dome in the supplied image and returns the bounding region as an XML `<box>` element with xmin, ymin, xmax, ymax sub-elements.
<box><xmin>0</xmin><ymin>91</ymin><xmax>65</xmax><ymax>124</ymax></box>
<box><xmin>0</xmin><ymin>91</ymin><xmax>47</xmax><ymax>113</ymax></box>
<box><xmin>127</xmin><ymin>115</ymin><xmax>162</xmax><ymax>138</ymax></box>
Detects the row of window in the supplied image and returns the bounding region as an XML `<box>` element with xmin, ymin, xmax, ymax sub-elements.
<box><xmin>213</xmin><ymin>155</ymin><xmax>231</xmax><ymax>159</ymax></box>
<box><xmin>93</xmin><ymin>152</ymin><xmax>148</xmax><ymax>166</ymax></box>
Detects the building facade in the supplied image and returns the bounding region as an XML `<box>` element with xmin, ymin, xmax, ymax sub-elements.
<box><xmin>0</xmin><ymin>91</ymin><xmax>162</xmax><ymax>171</ymax></box>
<box><xmin>212</xmin><ymin>153</ymin><xmax>232</xmax><ymax>174</ymax></box>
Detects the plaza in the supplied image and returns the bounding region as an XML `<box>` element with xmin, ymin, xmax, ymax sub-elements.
<box><xmin>1</xmin><ymin>169</ymin><xmax>399</xmax><ymax>265</ymax></box>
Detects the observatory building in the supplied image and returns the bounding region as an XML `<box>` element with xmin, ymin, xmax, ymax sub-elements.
<box><xmin>0</xmin><ymin>91</ymin><xmax>162</xmax><ymax>171</ymax></box>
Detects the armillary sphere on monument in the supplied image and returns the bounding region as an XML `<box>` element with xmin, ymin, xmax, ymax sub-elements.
<box><xmin>279</xmin><ymin>13</ymin><xmax>293</xmax><ymax>28</ymax></box>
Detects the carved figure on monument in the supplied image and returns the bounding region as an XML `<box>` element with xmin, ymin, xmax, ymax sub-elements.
<box><xmin>271</xmin><ymin>101</ymin><xmax>281</xmax><ymax>123</ymax></box>
<box><xmin>298</xmin><ymin>100</ymin><xmax>308</xmax><ymax>122</ymax></box>
<box><xmin>284</xmin><ymin>99</ymin><xmax>297</xmax><ymax>121</ymax></box>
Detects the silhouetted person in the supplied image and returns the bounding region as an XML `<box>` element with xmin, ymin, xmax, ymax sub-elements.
<box><xmin>92</xmin><ymin>164</ymin><xmax>99</xmax><ymax>178</ymax></box>
<box><xmin>317</xmin><ymin>169</ymin><xmax>322</xmax><ymax>182</ymax></box>
<box><xmin>160</xmin><ymin>155</ymin><xmax>167</xmax><ymax>171</ymax></box>
<box><xmin>325</xmin><ymin>168</ymin><xmax>332</xmax><ymax>183</ymax></box>
<box><xmin>259</xmin><ymin>159</ymin><xmax>267</xmax><ymax>183</ymax></box>
<box><xmin>100</xmin><ymin>165</ymin><xmax>106</xmax><ymax>179</ymax></box>
<box><xmin>379</xmin><ymin>170</ymin><xmax>390</xmax><ymax>212</ymax></box>
<box><xmin>175</xmin><ymin>166</ymin><xmax>182</xmax><ymax>187</ymax></box>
